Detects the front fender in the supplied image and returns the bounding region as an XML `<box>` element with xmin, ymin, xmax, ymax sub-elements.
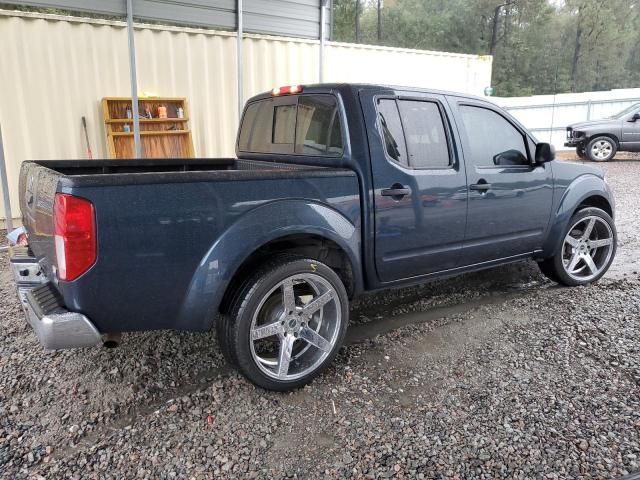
<box><xmin>178</xmin><ymin>200</ymin><xmax>361</xmax><ymax>331</ymax></box>
<box><xmin>542</xmin><ymin>173</ymin><xmax>614</xmax><ymax>257</ymax></box>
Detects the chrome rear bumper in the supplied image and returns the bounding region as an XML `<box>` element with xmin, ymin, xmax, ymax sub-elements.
<box><xmin>10</xmin><ymin>249</ymin><xmax>102</xmax><ymax>350</ymax></box>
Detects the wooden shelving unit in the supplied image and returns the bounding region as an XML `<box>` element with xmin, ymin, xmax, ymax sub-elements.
<box><xmin>102</xmin><ymin>97</ymin><xmax>194</xmax><ymax>159</ymax></box>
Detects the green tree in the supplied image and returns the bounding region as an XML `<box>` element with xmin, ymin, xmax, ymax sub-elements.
<box><xmin>332</xmin><ymin>0</ymin><xmax>640</xmax><ymax>96</ymax></box>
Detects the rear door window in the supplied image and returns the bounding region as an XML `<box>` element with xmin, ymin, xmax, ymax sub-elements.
<box><xmin>397</xmin><ymin>100</ymin><xmax>451</xmax><ymax>168</ymax></box>
<box><xmin>238</xmin><ymin>95</ymin><xmax>343</xmax><ymax>156</ymax></box>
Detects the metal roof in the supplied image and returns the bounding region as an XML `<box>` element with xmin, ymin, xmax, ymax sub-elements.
<box><xmin>2</xmin><ymin>0</ymin><xmax>331</xmax><ymax>39</ymax></box>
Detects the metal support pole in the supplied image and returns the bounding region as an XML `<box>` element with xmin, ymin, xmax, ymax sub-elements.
<box><xmin>126</xmin><ymin>0</ymin><xmax>142</xmax><ymax>158</ymax></box>
<box><xmin>320</xmin><ymin>0</ymin><xmax>328</xmax><ymax>82</ymax></box>
<box><xmin>0</xmin><ymin>124</ymin><xmax>13</xmax><ymax>233</ymax></box>
<box><xmin>237</xmin><ymin>0</ymin><xmax>244</xmax><ymax>118</ymax></box>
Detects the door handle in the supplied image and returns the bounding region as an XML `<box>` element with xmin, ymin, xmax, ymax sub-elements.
<box><xmin>381</xmin><ymin>184</ymin><xmax>411</xmax><ymax>199</ymax></box>
<box><xmin>469</xmin><ymin>181</ymin><xmax>492</xmax><ymax>192</ymax></box>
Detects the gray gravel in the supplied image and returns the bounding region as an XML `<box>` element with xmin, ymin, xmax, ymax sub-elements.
<box><xmin>1</xmin><ymin>157</ymin><xmax>640</xmax><ymax>479</ymax></box>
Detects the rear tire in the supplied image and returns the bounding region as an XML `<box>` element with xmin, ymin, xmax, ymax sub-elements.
<box><xmin>538</xmin><ymin>207</ymin><xmax>616</xmax><ymax>286</ymax></box>
<box><xmin>586</xmin><ymin>136</ymin><xmax>617</xmax><ymax>162</ymax></box>
<box><xmin>217</xmin><ymin>256</ymin><xmax>349</xmax><ymax>391</ymax></box>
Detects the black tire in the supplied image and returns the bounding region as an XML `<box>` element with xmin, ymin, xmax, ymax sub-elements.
<box><xmin>585</xmin><ymin>136</ymin><xmax>617</xmax><ymax>162</ymax></box>
<box><xmin>217</xmin><ymin>256</ymin><xmax>349</xmax><ymax>391</ymax></box>
<box><xmin>538</xmin><ymin>207</ymin><xmax>616</xmax><ymax>287</ymax></box>
<box><xmin>576</xmin><ymin>147</ymin><xmax>586</xmax><ymax>160</ymax></box>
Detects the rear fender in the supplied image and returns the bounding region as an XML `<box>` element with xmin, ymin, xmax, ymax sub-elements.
<box><xmin>178</xmin><ymin>200</ymin><xmax>361</xmax><ymax>331</ymax></box>
<box><xmin>542</xmin><ymin>174</ymin><xmax>614</xmax><ymax>258</ymax></box>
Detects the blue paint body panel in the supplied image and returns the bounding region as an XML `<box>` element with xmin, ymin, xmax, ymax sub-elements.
<box><xmin>18</xmin><ymin>84</ymin><xmax>615</xmax><ymax>334</ymax></box>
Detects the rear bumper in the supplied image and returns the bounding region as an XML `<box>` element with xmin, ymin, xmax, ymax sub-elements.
<box><xmin>10</xmin><ymin>250</ymin><xmax>102</xmax><ymax>349</ymax></box>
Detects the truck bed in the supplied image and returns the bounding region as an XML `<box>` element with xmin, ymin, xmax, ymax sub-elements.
<box><xmin>19</xmin><ymin>157</ymin><xmax>360</xmax><ymax>334</ymax></box>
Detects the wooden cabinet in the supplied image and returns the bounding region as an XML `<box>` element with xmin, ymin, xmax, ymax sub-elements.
<box><xmin>102</xmin><ymin>97</ymin><xmax>194</xmax><ymax>159</ymax></box>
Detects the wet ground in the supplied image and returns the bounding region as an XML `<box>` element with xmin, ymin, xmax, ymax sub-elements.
<box><xmin>1</xmin><ymin>157</ymin><xmax>639</xmax><ymax>479</ymax></box>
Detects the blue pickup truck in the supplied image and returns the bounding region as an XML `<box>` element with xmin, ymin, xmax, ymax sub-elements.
<box><xmin>11</xmin><ymin>83</ymin><xmax>616</xmax><ymax>390</ymax></box>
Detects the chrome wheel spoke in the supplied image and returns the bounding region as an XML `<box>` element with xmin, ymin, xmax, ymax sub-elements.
<box><xmin>282</xmin><ymin>278</ymin><xmax>296</xmax><ymax>312</ymax></box>
<box><xmin>582</xmin><ymin>218</ymin><xmax>596</xmax><ymax>239</ymax></box>
<box><xmin>582</xmin><ymin>253</ymin><xmax>597</xmax><ymax>274</ymax></box>
<box><xmin>299</xmin><ymin>326</ymin><xmax>332</xmax><ymax>352</ymax></box>
<box><xmin>302</xmin><ymin>291</ymin><xmax>334</xmax><ymax>316</ymax></box>
<box><xmin>251</xmin><ymin>320</ymin><xmax>284</xmax><ymax>341</ymax></box>
<box><xmin>277</xmin><ymin>335</ymin><xmax>295</xmax><ymax>379</ymax></box>
<box><xmin>588</xmin><ymin>238</ymin><xmax>612</xmax><ymax>248</ymax></box>
<box><xmin>565</xmin><ymin>236</ymin><xmax>580</xmax><ymax>247</ymax></box>
<box><xmin>566</xmin><ymin>253</ymin><xmax>581</xmax><ymax>273</ymax></box>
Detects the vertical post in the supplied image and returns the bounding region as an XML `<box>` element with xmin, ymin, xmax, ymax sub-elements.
<box><xmin>0</xmin><ymin>124</ymin><xmax>13</xmax><ymax>233</ymax></box>
<box><xmin>586</xmin><ymin>100</ymin><xmax>593</xmax><ymax>120</ymax></box>
<box><xmin>237</xmin><ymin>0</ymin><xmax>244</xmax><ymax>118</ymax></box>
<box><xmin>126</xmin><ymin>0</ymin><xmax>142</xmax><ymax>158</ymax></box>
<box><xmin>320</xmin><ymin>0</ymin><xmax>328</xmax><ymax>82</ymax></box>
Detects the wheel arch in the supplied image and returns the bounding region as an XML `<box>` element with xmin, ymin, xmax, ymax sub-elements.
<box><xmin>218</xmin><ymin>233</ymin><xmax>358</xmax><ymax>315</ymax></box>
<box><xmin>572</xmin><ymin>194</ymin><xmax>613</xmax><ymax>218</ymax></box>
<box><xmin>177</xmin><ymin>200</ymin><xmax>362</xmax><ymax>331</ymax></box>
<box><xmin>587</xmin><ymin>133</ymin><xmax>620</xmax><ymax>148</ymax></box>
<box><xmin>541</xmin><ymin>174</ymin><xmax>614</xmax><ymax>258</ymax></box>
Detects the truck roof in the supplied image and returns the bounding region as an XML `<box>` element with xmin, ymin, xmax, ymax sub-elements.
<box><xmin>248</xmin><ymin>83</ymin><xmax>490</xmax><ymax>104</ymax></box>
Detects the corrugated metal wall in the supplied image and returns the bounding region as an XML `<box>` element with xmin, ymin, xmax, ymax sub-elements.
<box><xmin>493</xmin><ymin>88</ymin><xmax>640</xmax><ymax>150</ymax></box>
<box><xmin>0</xmin><ymin>9</ymin><xmax>492</xmax><ymax>221</ymax></box>
<box><xmin>3</xmin><ymin>0</ymin><xmax>331</xmax><ymax>39</ymax></box>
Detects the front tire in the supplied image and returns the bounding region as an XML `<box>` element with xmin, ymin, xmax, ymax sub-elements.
<box><xmin>538</xmin><ymin>207</ymin><xmax>616</xmax><ymax>286</ymax></box>
<box><xmin>586</xmin><ymin>136</ymin><xmax>617</xmax><ymax>162</ymax></box>
<box><xmin>217</xmin><ymin>256</ymin><xmax>349</xmax><ymax>391</ymax></box>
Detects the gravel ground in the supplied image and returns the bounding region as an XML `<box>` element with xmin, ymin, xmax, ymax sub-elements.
<box><xmin>1</xmin><ymin>157</ymin><xmax>639</xmax><ymax>479</ymax></box>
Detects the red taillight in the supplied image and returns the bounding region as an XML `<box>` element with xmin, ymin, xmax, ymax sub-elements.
<box><xmin>271</xmin><ymin>85</ymin><xmax>303</xmax><ymax>96</ymax></box>
<box><xmin>53</xmin><ymin>193</ymin><xmax>96</xmax><ymax>281</ymax></box>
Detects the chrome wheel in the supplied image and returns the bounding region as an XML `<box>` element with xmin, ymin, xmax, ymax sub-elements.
<box><xmin>249</xmin><ymin>273</ymin><xmax>342</xmax><ymax>381</ymax></box>
<box><xmin>590</xmin><ymin>140</ymin><xmax>613</xmax><ymax>161</ymax></box>
<box><xmin>562</xmin><ymin>215</ymin><xmax>614</xmax><ymax>282</ymax></box>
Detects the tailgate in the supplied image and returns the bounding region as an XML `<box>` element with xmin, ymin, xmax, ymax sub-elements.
<box><xmin>18</xmin><ymin>162</ymin><xmax>61</xmax><ymax>272</ymax></box>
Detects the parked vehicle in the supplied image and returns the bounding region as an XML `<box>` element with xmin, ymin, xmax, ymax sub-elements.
<box><xmin>11</xmin><ymin>83</ymin><xmax>617</xmax><ymax>390</ymax></box>
<box><xmin>565</xmin><ymin>102</ymin><xmax>640</xmax><ymax>162</ymax></box>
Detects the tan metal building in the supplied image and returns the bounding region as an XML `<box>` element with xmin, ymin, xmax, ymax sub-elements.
<box><xmin>0</xmin><ymin>9</ymin><xmax>492</xmax><ymax>224</ymax></box>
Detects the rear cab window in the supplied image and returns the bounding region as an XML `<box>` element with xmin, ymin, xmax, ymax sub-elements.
<box><xmin>238</xmin><ymin>95</ymin><xmax>344</xmax><ymax>157</ymax></box>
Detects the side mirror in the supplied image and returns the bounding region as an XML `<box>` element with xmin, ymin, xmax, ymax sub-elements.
<box><xmin>535</xmin><ymin>142</ymin><xmax>555</xmax><ymax>165</ymax></box>
<box><xmin>629</xmin><ymin>113</ymin><xmax>640</xmax><ymax>122</ymax></box>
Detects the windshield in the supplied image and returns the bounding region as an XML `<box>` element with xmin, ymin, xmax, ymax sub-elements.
<box><xmin>609</xmin><ymin>103</ymin><xmax>640</xmax><ymax>119</ymax></box>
